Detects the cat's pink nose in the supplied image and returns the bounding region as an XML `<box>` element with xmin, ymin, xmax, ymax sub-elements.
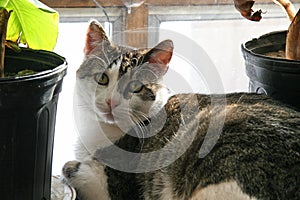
<box><xmin>106</xmin><ymin>99</ymin><xmax>119</xmax><ymax>109</ymax></box>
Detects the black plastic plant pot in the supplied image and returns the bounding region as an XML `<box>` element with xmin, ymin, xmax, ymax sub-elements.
<box><xmin>241</xmin><ymin>30</ymin><xmax>300</xmax><ymax>110</ymax></box>
<box><xmin>0</xmin><ymin>47</ymin><xmax>67</xmax><ymax>200</ymax></box>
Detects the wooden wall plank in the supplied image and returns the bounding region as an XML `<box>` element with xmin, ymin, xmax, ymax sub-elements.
<box><xmin>41</xmin><ymin>0</ymin><xmax>263</xmax><ymax>8</ymax></box>
<box><xmin>40</xmin><ymin>0</ymin><xmax>123</xmax><ymax>8</ymax></box>
<box><xmin>125</xmin><ymin>4</ymin><xmax>149</xmax><ymax>48</ymax></box>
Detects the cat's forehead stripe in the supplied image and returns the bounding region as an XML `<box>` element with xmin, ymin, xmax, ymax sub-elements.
<box><xmin>118</xmin><ymin>50</ymin><xmax>148</xmax><ymax>79</ymax></box>
<box><xmin>108</xmin><ymin>55</ymin><xmax>123</xmax><ymax>71</ymax></box>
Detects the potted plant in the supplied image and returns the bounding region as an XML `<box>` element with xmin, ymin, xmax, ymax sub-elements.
<box><xmin>0</xmin><ymin>0</ymin><xmax>67</xmax><ymax>199</ymax></box>
<box><xmin>234</xmin><ymin>0</ymin><xmax>300</xmax><ymax>110</ymax></box>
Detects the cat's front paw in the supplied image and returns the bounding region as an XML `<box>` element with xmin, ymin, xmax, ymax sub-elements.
<box><xmin>62</xmin><ymin>159</ymin><xmax>110</xmax><ymax>200</ymax></box>
<box><xmin>62</xmin><ymin>160</ymin><xmax>82</xmax><ymax>199</ymax></box>
<box><xmin>63</xmin><ymin>160</ymin><xmax>81</xmax><ymax>179</ymax></box>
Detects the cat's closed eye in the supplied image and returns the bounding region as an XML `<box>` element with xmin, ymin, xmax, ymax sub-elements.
<box><xmin>127</xmin><ymin>80</ymin><xmax>144</xmax><ymax>93</ymax></box>
<box><xmin>95</xmin><ymin>73</ymin><xmax>109</xmax><ymax>85</ymax></box>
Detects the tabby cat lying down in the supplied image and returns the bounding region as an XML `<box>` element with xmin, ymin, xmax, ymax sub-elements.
<box><xmin>63</xmin><ymin>20</ymin><xmax>300</xmax><ymax>200</ymax></box>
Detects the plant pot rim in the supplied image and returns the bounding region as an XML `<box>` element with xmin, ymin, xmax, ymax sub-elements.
<box><xmin>0</xmin><ymin>48</ymin><xmax>67</xmax><ymax>83</ymax></box>
<box><xmin>241</xmin><ymin>30</ymin><xmax>300</xmax><ymax>73</ymax></box>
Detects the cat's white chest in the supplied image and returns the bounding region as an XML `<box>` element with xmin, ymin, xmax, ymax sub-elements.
<box><xmin>74</xmin><ymin>113</ymin><xmax>125</xmax><ymax>160</ymax></box>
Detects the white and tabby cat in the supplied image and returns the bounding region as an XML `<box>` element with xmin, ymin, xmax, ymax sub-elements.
<box><xmin>63</xmin><ymin>20</ymin><xmax>300</xmax><ymax>200</ymax></box>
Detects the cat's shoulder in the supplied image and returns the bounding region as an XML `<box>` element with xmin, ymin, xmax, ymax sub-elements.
<box><xmin>166</xmin><ymin>92</ymin><xmax>296</xmax><ymax>111</ymax></box>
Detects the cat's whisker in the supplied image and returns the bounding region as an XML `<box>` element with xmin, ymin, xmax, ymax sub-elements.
<box><xmin>131</xmin><ymin>109</ymin><xmax>151</xmax><ymax>126</ymax></box>
<box><xmin>130</xmin><ymin>112</ymin><xmax>148</xmax><ymax>131</ymax></box>
<box><xmin>130</xmin><ymin>110</ymin><xmax>155</xmax><ymax>140</ymax></box>
<box><xmin>129</xmin><ymin>112</ymin><xmax>147</xmax><ymax>149</ymax></box>
<box><xmin>115</xmin><ymin>109</ymin><xmax>146</xmax><ymax>132</ymax></box>
<box><xmin>116</xmin><ymin>109</ymin><xmax>148</xmax><ymax>148</ymax></box>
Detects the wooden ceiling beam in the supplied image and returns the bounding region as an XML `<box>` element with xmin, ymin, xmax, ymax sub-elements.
<box><xmin>40</xmin><ymin>0</ymin><xmax>124</xmax><ymax>8</ymax></box>
<box><xmin>40</xmin><ymin>0</ymin><xmax>242</xmax><ymax>8</ymax></box>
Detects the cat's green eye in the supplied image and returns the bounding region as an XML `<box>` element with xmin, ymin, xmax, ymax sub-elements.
<box><xmin>127</xmin><ymin>80</ymin><xmax>144</xmax><ymax>93</ymax></box>
<box><xmin>96</xmin><ymin>73</ymin><xmax>109</xmax><ymax>85</ymax></box>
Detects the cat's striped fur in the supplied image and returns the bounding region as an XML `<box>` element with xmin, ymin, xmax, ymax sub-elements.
<box><xmin>63</xmin><ymin>20</ymin><xmax>300</xmax><ymax>200</ymax></box>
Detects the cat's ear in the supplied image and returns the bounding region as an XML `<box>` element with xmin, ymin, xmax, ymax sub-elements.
<box><xmin>84</xmin><ymin>20</ymin><xmax>110</xmax><ymax>55</ymax></box>
<box><xmin>146</xmin><ymin>40</ymin><xmax>174</xmax><ymax>65</ymax></box>
<box><xmin>145</xmin><ymin>40</ymin><xmax>174</xmax><ymax>74</ymax></box>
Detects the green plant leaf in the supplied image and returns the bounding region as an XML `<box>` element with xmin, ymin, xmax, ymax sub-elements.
<box><xmin>0</xmin><ymin>0</ymin><xmax>10</xmax><ymax>7</ymax></box>
<box><xmin>4</xmin><ymin>0</ymin><xmax>58</xmax><ymax>51</ymax></box>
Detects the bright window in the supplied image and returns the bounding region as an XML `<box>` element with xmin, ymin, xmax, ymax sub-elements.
<box><xmin>52</xmin><ymin>3</ymin><xmax>292</xmax><ymax>174</ymax></box>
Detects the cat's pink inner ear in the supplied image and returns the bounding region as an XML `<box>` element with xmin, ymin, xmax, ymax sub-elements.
<box><xmin>84</xmin><ymin>21</ymin><xmax>109</xmax><ymax>55</ymax></box>
<box><xmin>148</xmin><ymin>40</ymin><xmax>174</xmax><ymax>66</ymax></box>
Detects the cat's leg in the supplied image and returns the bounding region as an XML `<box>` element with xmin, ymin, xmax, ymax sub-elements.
<box><xmin>62</xmin><ymin>159</ymin><xmax>110</xmax><ymax>200</ymax></box>
<box><xmin>189</xmin><ymin>181</ymin><xmax>257</xmax><ymax>200</ymax></box>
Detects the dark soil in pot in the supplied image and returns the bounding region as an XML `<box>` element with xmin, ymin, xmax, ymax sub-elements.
<box><xmin>241</xmin><ymin>30</ymin><xmax>300</xmax><ymax>111</ymax></box>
